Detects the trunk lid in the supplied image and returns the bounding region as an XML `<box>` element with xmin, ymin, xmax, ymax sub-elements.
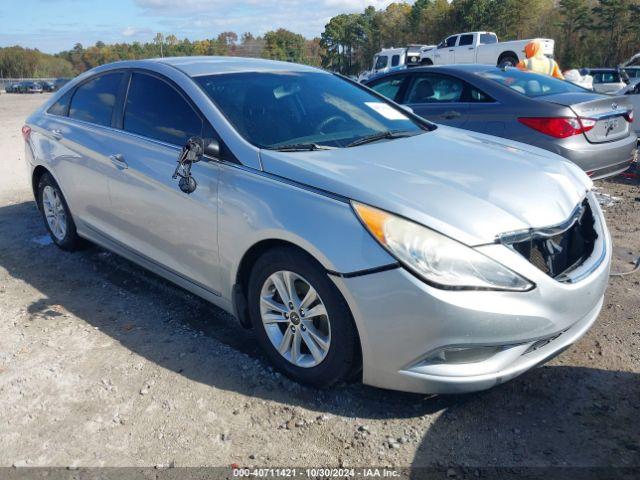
<box><xmin>542</xmin><ymin>93</ymin><xmax>632</xmax><ymax>143</ymax></box>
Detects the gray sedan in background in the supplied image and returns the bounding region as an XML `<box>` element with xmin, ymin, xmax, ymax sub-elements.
<box><xmin>24</xmin><ymin>57</ymin><xmax>610</xmax><ymax>394</ymax></box>
<box><xmin>365</xmin><ymin>65</ymin><xmax>637</xmax><ymax>179</ymax></box>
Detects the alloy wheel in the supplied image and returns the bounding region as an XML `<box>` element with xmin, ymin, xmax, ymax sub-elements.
<box><xmin>42</xmin><ymin>185</ymin><xmax>67</xmax><ymax>241</ymax></box>
<box><xmin>259</xmin><ymin>270</ymin><xmax>331</xmax><ymax>368</ymax></box>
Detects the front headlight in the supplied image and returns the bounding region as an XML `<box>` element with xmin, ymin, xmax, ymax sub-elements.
<box><xmin>352</xmin><ymin>202</ymin><xmax>534</xmax><ymax>291</ymax></box>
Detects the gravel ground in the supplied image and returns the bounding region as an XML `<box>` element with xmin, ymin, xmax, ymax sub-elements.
<box><xmin>0</xmin><ymin>93</ymin><xmax>638</xmax><ymax>470</ymax></box>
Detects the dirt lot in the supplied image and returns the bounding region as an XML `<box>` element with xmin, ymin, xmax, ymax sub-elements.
<box><xmin>0</xmin><ymin>93</ymin><xmax>638</xmax><ymax>471</ymax></box>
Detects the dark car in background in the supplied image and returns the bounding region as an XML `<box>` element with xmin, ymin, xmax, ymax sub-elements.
<box><xmin>364</xmin><ymin>65</ymin><xmax>637</xmax><ymax>179</ymax></box>
<box><xmin>4</xmin><ymin>83</ymin><xmax>21</xmax><ymax>93</ymax></box>
<box><xmin>41</xmin><ymin>81</ymin><xmax>56</xmax><ymax>92</ymax></box>
<box><xmin>18</xmin><ymin>81</ymin><xmax>43</xmax><ymax>94</ymax></box>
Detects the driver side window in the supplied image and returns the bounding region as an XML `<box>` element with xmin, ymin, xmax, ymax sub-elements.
<box><xmin>124</xmin><ymin>72</ymin><xmax>203</xmax><ymax>146</ymax></box>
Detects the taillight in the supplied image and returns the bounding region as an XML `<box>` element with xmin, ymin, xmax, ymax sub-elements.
<box><xmin>624</xmin><ymin>110</ymin><xmax>634</xmax><ymax>123</ymax></box>
<box><xmin>518</xmin><ymin>117</ymin><xmax>595</xmax><ymax>138</ymax></box>
<box><xmin>21</xmin><ymin>125</ymin><xmax>31</xmax><ymax>141</ymax></box>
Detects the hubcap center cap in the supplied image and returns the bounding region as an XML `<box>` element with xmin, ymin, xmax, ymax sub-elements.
<box><xmin>289</xmin><ymin>312</ymin><xmax>301</xmax><ymax>325</ymax></box>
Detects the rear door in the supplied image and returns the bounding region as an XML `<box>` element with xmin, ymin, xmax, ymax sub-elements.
<box><xmin>401</xmin><ymin>72</ymin><xmax>468</xmax><ymax>127</ymax></box>
<box><xmin>38</xmin><ymin>71</ymin><xmax>127</xmax><ymax>234</ymax></box>
<box><xmin>453</xmin><ymin>34</ymin><xmax>476</xmax><ymax>64</ymax></box>
<box><xmin>106</xmin><ymin>70</ymin><xmax>223</xmax><ymax>294</ymax></box>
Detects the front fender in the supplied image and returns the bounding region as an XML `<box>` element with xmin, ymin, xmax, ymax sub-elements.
<box><xmin>217</xmin><ymin>164</ymin><xmax>395</xmax><ymax>300</ymax></box>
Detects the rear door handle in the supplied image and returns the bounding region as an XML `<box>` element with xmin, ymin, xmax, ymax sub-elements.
<box><xmin>109</xmin><ymin>154</ymin><xmax>128</xmax><ymax>170</ymax></box>
<box><xmin>442</xmin><ymin>111</ymin><xmax>462</xmax><ymax>119</ymax></box>
<box><xmin>50</xmin><ymin>129</ymin><xmax>63</xmax><ymax>140</ymax></box>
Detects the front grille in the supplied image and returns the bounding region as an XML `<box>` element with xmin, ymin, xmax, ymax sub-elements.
<box><xmin>505</xmin><ymin>200</ymin><xmax>598</xmax><ymax>280</ymax></box>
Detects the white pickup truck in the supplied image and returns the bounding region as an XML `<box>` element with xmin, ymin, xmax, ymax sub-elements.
<box><xmin>419</xmin><ymin>31</ymin><xmax>555</xmax><ymax>67</ymax></box>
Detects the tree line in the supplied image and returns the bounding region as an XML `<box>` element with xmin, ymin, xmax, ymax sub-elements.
<box><xmin>1</xmin><ymin>0</ymin><xmax>638</xmax><ymax>79</ymax></box>
<box><xmin>320</xmin><ymin>0</ymin><xmax>640</xmax><ymax>75</ymax></box>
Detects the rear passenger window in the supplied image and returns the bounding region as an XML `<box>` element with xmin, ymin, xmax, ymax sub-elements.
<box><xmin>406</xmin><ymin>74</ymin><xmax>464</xmax><ymax>103</ymax></box>
<box><xmin>69</xmin><ymin>73</ymin><xmax>123</xmax><ymax>127</ymax></box>
<box><xmin>124</xmin><ymin>73</ymin><xmax>202</xmax><ymax>146</ymax></box>
<box><xmin>47</xmin><ymin>90</ymin><xmax>73</xmax><ymax>116</ymax></box>
<box><xmin>458</xmin><ymin>35</ymin><xmax>474</xmax><ymax>46</ymax></box>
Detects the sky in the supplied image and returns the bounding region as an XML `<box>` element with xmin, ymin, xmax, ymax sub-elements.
<box><xmin>0</xmin><ymin>0</ymin><xmax>408</xmax><ymax>54</ymax></box>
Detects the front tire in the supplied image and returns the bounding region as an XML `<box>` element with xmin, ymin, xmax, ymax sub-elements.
<box><xmin>248</xmin><ymin>247</ymin><xmax>360</xmax><ymax>388</ymax></box>
<box><xmin>37</xmin><ymin>173</ymin><xmax>82</xmax><ymax>251</ymax></box>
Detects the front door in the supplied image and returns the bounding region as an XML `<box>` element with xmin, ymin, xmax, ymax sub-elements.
<box><xmin>106</xmin><ymin>71</ymin><xmax>222</xmax><ymax>295</ymax></box>
<box><xmin>433</xmin><ymin>36</ymin><xmax>457</xmax><ymax>65</ymax></box>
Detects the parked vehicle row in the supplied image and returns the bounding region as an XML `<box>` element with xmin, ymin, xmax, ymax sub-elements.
<box><xmin>359</xmin><ymin>32</ymin><xmax>555</xmax><ymax>82</ymax></box>
<box><xmin>4</xmin><ymin>78</ymin><xmax>70</xmax><ymax>94</ymax></box>
<box><xmin>24</xmin><ymin>57</ymin><xmax>614</xmax><ymax>395</ymax></box>
<box><xmin>419</xmin><ymin>32</ymin><xmax>555</xmax><ymax>68</ymax></box>
<box><xmin>364</xmin><ymin>65</ymin><xmax>637</xmax><ymax>179</ymax></box>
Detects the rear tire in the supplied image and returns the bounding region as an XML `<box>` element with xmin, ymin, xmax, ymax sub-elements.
<box><xmin>37</xmin><ymin>173</ymin><xmax>82</xmax><ymax>251</ymax></box>
<box><xmin>248</xmin><ymin>247</ymin><xmax>360</xmax><ymax>388</ymax></box>
<box><xmin>498</xmin><ymin>55</ymin><xmax>518</xmax><ymax>68</ymax></box>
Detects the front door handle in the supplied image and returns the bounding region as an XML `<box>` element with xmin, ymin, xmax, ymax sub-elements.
<box><xmin>50</xmin><ymin>129</ymin><xmax>63</xmax><ymax>140</ymax></box>
<box><xmin>442</xmin><ymin>111</ymin><xmax>462</xmax><ymax>120</ymax></box>
<box><xmin>109</xmin><ymin>154</ymin><xmax>128</xmax><ymax>170</ymax></box>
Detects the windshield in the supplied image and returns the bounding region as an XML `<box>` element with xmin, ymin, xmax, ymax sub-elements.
<box><xmin>480</xmin><ymin>69</ymin><xmax>589</xmax><ymax>97</ymax></box>
<box><xmin>195</xmin><ymin>71</ymin><xmax>425</xmax><ymax>149</ymax></box>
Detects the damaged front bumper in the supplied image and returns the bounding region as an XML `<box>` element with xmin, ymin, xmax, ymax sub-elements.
<box><xmin>330</xmin><ymin>193</ymin><xmax>611</xmax><ymax>394</ymax></box>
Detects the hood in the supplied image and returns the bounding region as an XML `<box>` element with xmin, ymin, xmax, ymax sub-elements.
<box><xmin>259</xmin><ymin>127</ymin><xmax>591</xmax><ymax>246</ymax></box>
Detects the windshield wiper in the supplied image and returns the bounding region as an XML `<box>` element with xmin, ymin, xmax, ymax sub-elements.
<box><xmin>271</xmin><ymin>143</ymin><xmax>335</xmax><ymax>152</ymax></box>
<box><xmin>347</xmin><ymin>130</ymin><xmax>417</xmax><ymax>148</ymax></box>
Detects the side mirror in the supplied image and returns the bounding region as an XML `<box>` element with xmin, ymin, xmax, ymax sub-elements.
<box><xmin>172</xmin><ymin>136</ymin><xmax>204</xmax><ymax>194</ymax></box>
<box><xmin>204</xmin><ymin>139</ymin><xmax>221</xmax><ymax>159</ymax></box>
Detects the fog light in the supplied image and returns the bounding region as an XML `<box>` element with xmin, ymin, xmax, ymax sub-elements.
<box><xmin>426</xmin><ymin>346</ymin><xmax>505</xmax><ymax>365</ymax></box>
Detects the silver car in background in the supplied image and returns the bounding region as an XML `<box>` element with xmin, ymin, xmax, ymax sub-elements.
<box><xmin>24</xmin><ymin>57</ymin><xmax>611</xmax><ymax>394</ymax></box>
<box><xmin>364</xmin><ymin>65</ymin><xmax>637</xmax><ymax>179</ymax></box>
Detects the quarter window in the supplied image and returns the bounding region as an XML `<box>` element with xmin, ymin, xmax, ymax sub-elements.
<box><xmin>391</xmin><ymin>55</ymin><xmax>400</xmax><ymax>67</ymax></box>
<box><xmin>47</xmin><ymin>90</ymin><xmax>73</xmax><ymax>116</ymax></box>
<box><xmin>124</xmin><ymin>73</ymin><xmax>203</xmax><ymax>146</ymax></box>
<box><xmin>69</xmin><ymin>73</ymin><xmax>123</xmax><ymax>127</ymax></box>
<box><xmin>467</xmin><ymin>86</ymin><xmax>493</xmax><ymax>103</ymax></box>
<box><xmin>480</xmin><ymin>33</ymin><xmax>498</xmax><ymax>45</ymax></box>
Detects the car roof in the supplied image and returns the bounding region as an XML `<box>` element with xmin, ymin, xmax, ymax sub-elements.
<box><xmin>364</xmin><ymin>64</ymin><xmax>499</xmax><ymax>83</ymax></box>
<box><xmin>150</xmin><ymin>56</ymin><xmax>321</xmax><ymax>77</ymax></box>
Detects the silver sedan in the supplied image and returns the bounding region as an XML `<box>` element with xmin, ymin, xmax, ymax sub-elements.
<box><xmin>24</xmin><ymin>57</ymin><xmax>611</xmax><ymax>394</ymax></box>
